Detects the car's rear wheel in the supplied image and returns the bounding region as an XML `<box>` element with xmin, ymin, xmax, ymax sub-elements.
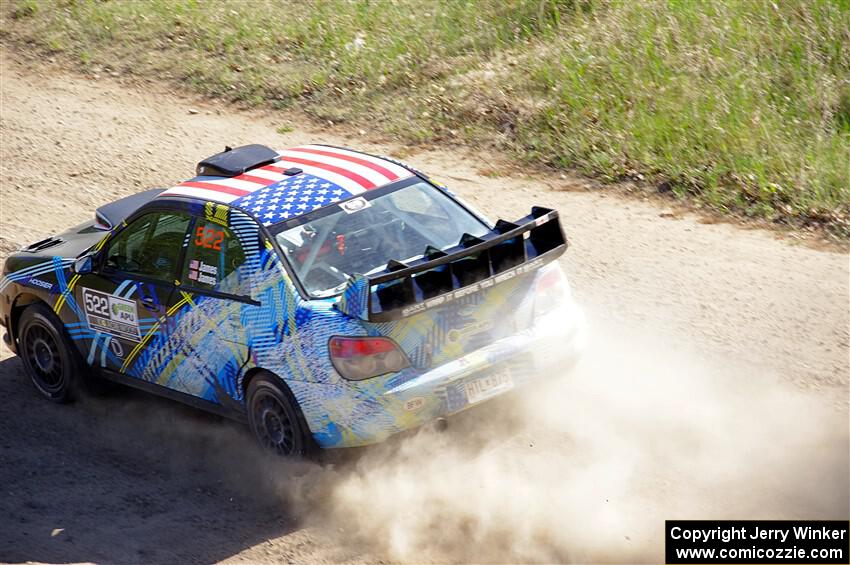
<box><xmin>246</xmin><ymin>372</ymin><xmax>313</xmax><ymax>457</ymax></box>
<box><xmin>18</xmin><ymin>303</ymin><xmax>81</xmax><ymax>403</ymax></box>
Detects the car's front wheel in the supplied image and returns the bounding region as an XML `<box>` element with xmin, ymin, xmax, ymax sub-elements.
<box><xmin>246</xmin><ymin>372</ymin><xmax>314</xmax><ymax>457</ymax></box>
<box><xmin>18</xmin><ymin>303</ymin><xmax>81</xmax><ymax>403</ymax></box>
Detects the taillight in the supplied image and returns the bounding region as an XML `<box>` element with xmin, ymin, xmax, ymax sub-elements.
<box><xmin>533</xmin><ymin>265</ymin><xmax>569</xmax><ymax>317</ymax></box>
<box><xmin>328</xmin><ymin>336</ymin><xmax>410</xmax><ymax>381</ymax></box>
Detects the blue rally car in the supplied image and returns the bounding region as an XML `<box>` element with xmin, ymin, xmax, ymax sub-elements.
<box><xmin>0</xmin><ymin>144</ymin><xmax>585</xmax><ymax>455</ymax></box>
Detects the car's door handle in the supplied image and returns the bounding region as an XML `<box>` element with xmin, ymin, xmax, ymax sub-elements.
<box><xmin>140</xmin><ymin>295</ymin><xmax>158</xmax><ymax>310</ymax></box>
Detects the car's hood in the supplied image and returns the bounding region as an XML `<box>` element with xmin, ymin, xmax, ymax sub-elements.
<box><xmin>3</xmin><ymin>220</ymin><xmax>107</xmax><ymax>275</ymax></box>
<box><xmin>7</xmin><ymin>188</ymin><xmax>166</xmax><ymax>266</ymax></box>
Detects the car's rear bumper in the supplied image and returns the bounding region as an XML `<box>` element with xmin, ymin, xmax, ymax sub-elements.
<box><xmin>300</xmin><ymin>297</ymin><xmax>586</xmax><ymax>448</ymax></box>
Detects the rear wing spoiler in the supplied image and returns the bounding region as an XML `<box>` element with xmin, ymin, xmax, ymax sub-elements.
<box><xmin>336</xmin><ymin>207</ymin><xmax>567</xmax><ymax>322</ymax></box>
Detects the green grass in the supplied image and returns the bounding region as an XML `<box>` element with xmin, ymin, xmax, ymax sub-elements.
<box><xmin>4</xmin><ymin>0</ymin><xmax>848</xmax><ymax>236</ymax></box>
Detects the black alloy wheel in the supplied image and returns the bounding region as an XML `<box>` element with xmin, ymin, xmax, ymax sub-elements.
<box><xmin>246</xmin><ymin>372</ymin><xmax>312</xmax><ymax>457</ymax></box>
<box><xmin>18</xmin><ymin>304</ymin><xmax>80</xmax><ymax>403</ymax></box>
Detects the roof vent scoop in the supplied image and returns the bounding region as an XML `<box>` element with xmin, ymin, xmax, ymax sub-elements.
<box><xmin>95</xmin><ymin>188</ymin><xmax>166</xmax><ymax>230</ymax></box>
<box><xmin>196</xmin><ymin>144</ymin><xmax>278</xmax><ymax>177</ymax></box>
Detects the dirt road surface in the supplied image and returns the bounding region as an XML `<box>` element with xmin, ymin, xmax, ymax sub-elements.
<box><xmin>1</xmin><ymin>50</ymin><xmax>848</xmax><ymax>564</ymax></box>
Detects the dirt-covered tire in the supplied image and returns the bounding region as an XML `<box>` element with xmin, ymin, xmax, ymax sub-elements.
<box><xmin>18</xmin><ymin>303</ymin><xmax>83</xmax><ymax>403</ymax></box>
<box><xmin>246</xmin><ymin>372</ymin><xmax>314</xmax><ymax>457</ymax></box>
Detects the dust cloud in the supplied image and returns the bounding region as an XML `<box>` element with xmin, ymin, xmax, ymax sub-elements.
<box><xmin>75</xmin><ymin>312</ymin><xmax>848</xmax><ymax>564</ymax></box>
<box><xmin>282</xmin><ymin>313</ymin><xmax>849</xmax><ymax>563</ymax></box>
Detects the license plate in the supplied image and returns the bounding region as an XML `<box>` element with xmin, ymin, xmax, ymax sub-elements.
<box><xmin>464</xmin><ymin>370</ymin><xmax>513</xmax><ymax>405</ymax></box>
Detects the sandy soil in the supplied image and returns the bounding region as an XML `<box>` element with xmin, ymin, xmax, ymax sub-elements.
<box><xmin>0</xmin><ymin>49</ymin><xmax>848</xmax><ymax>564</ymax></box>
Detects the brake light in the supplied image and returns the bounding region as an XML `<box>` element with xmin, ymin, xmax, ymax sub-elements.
<box><xmin>328</xmin><ymin>336</ymin><xmax>410</xmax><ymax>381</ymax></box>
<box><xmin>537</xmin><ymin>266</ymin><xmax>563</xmax><ymax>290</ymax></box>
<box><xmin>533</xmin><ymin>265</ymin><xmax>569</xmax><ymax>317</ymax></box>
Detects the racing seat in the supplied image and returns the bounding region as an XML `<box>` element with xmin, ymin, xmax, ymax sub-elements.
<box><xmin>139</xmin><ymin>231</ymin><xmax>185</xmax><ymax>277</ymax></box>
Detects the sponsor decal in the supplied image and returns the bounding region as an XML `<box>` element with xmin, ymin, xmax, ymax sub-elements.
<box><xmin>109</xmin><ymin>339</ymin><xmax>124</xmax><ymax>358</ymax></box>
<box><xmin>27</xmin><ymin>278</ymin><xmax>53</xmax><ymax>291</ymax></box>
<box><xmin>187</xmin><ymin>260</ymin><xmax>218</xmax><ymax>286</ymax></box>
<box><xmin>454</xmin><ymin>285</ymin><xmax>481</xmax><ymax>299</ymax></box>
<box><xmin>404</xmin><ymin>397</ymin><xmax>425</xmax><ymax>412</ymax></box>
<box><xmin>204</xmin><ymin>202</ymin><xmax>230</xmax><ymax>227</ymax></box>
<box><xmin>457</xmin><ymin>303</ymin><xmax>478</xmax><ymax>317</ymax></box>
<box><xmin>401</xmin><ymin>302</ymin><xmax>426</xmax><ymax>316</ymax></box>
<box><xmin>82</xmin><ymin>287</ymin><xmax>141</xmax><ymax>342</ymax></box>
<box><xmin>194</xmin><ymin>225</ymin><xmax>226</xmax><ymax>250</ymax></box>
<box><xmin>447</xmin><ymin>320</ymin><xmax>493</xmax><ymax>343</ymax></box>
<box><xmin>339</xmin><ymin>197</ymin><xmax>371</xmax><ymax>214</ymax></box>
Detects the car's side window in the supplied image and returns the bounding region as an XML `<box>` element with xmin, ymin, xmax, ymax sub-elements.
<box><xmin>103</xmin><ymin>211</ymin><xmax>191</xmax><ymax>283</ymax></box>
<box><xmin>182</xmin><ymin>218</ymin><xmax>249</xmax><ymax>297</ymax></box>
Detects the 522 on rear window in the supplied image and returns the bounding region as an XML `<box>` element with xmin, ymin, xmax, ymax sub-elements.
<box><xmin>195</xmin><ymin>226</ymin><xmax>225</xmax><ymax>250</ymax></box>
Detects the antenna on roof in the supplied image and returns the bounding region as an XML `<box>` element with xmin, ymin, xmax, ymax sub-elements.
<box><xmin>224</xmin><ymin>145</ymin><xmax>232</xmax><ymax>152</ymax></box>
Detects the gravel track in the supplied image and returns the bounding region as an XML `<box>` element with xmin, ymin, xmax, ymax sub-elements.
<box><xmin>1</xmin><ymin>50</ymin><xmax>847</xmax><ymax>564</ymax></box>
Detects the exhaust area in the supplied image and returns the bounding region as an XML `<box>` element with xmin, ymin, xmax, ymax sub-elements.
<box><xmin>67</xmin><ymin>306</ymin><xmax>847</xmax><ymax>564</ymax></box>
<box><xmin>270</xmin><ymin>311</ymin><xmax>849</xmax><ymax>563</ymax></box>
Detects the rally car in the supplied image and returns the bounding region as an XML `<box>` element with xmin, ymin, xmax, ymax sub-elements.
<box><xmin>0</xmin><ymin>144</ymin><xmax>585</xmax><ymax>455</ymax></box>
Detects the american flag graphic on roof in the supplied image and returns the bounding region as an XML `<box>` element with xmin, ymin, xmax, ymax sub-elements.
<box><xmin>231</xmin><ymin>173</ymin><xmax>350</xmax><ymax>226</ymax></box>
<box><xmin>158</xmin><ymin>144</ymin><xmax>413</xmax><ymax>225</ymax></box>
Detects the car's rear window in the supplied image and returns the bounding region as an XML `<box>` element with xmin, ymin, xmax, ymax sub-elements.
<box><xmin>274</xmin><ymin>181</ymin><xmax>489</xmax><ymax>297</ymax></box>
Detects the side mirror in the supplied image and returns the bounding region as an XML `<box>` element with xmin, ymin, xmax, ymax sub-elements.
<box><xmin>73</xmin><ymin>254</ymin><xmax>93</xmax><ymax>275</ymax></box>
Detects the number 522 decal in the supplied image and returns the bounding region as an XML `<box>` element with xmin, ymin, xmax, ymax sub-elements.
<box><xmin>195</xmin><ymin>226</ymin><xmax>225</xmax><ymax>250</ymax></box>
<box><xmin>82</xmin><ymin>287</ymin><xmax>142</xmax><ymax>342</ymax></box>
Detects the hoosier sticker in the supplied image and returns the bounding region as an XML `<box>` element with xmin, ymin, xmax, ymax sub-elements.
<box><xmin>82</xmin><ymin>287</ymin><xmax>141</xmax><ymax>342</ymax></box>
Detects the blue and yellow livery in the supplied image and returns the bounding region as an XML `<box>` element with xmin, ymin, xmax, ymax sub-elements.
<box><xmin>0</xmin><ymin>144</ymin><xmax>585</xmax><ymax>455</ymax></box>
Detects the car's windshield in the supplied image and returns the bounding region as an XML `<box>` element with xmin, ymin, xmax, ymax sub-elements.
<box><xmin>275</xmin><ymin>181</ymin><xmax>490</xmax><ymax>297</ymax></box>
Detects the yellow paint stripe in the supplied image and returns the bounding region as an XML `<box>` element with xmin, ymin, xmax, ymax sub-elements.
<box><xmin>121</xmin><ymin>294</ymin><xmax>191</xmax><ymax>373</ymax></box>
<box><xmin>121</xmin><ymin>319</ymin><xmax>161</xmax><ymax>373</ymax></box>
<box><xmin>93</xmin><ymin>235</ymin><xmax>110</xmax><ymax>252</ymax></box>
<box><xmin>53</xmin><ymin>273</ymin><xmax>81</xmax><ymax>314</ymax></box>
<box><xmin>152</xmin><ymin>294</ymin><xmax>195</xmax><ymax>385</ymax></box>
<box><xmin>167</xmin><ymin>294</ymin><xmax>191</xmax><ymax>316</ymax></box>
<box><xmin>283</xmin><ymin>288</ymin><xmax>315</xmax><ymax>382</ymax></box>
<box><xmin>268</xmin><ymin>289</ymin><xmax>302</xmax><ymax>383</ymax></box>
<box><xmin>156</xmin><ymin>321</ymin><xmax>249</xmax><ymax>387</ymax></box>
<box><xmin>57</xmin><ymin>233</ymin><xmax>110</xmax><ymax>315</ymax></box>
<box><xmin>156</xmin><ymin>349</ymin><xmax>186</xmax><ymax>386</ymax></box>
<box><xmin>178</xmin><ymin>291</ymin><xmax>244</xmax><ymax>360</ymax></box>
